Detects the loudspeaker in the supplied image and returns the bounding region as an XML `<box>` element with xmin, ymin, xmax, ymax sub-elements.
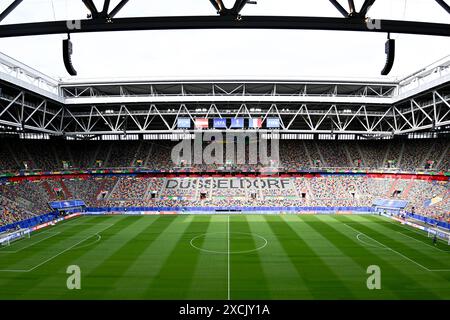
<box><xmin>381</xmin><ymin>39</ymin><xmax>395</xmax><ymax>75</ymax></box>
<box><xmin>63</xmin><ymin>37</ymin><xmax>77</xmax><ymax>76</ymax></box>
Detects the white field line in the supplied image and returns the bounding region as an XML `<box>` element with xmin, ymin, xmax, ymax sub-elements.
<box><xmin>343</xmin><ymin>222</ymin><xmax>450</xmax><ymax>272</ymax></box>
<box><xmin>391</xmin><ymin>220</ymin><xmax>450</xmax><ymax>245</ymax></box>
<box><xmin>376</xmin><ymin>215</ymin><xmax>450</xmax><ymax>244</ymax></box>
<box><xmin>395</xmin><ymin>231</ymin><xmax>449</xmax><ymax>253</ymax></box>
<box><xmin>0</xmin><ymin>232</ymin><xmax>61</xmax><ymax>254</ymax></box>
<box><xmin>0</xmin><ymin>230</ymin><xmax>58</xmax><ymax>252</ymax></box>
<box><xmin>356</xmin><ymin>233</ymin><xmax>388</xmax><ymax>249</ymax></box>
<box><xmin>227</xmin><ymin>215</ymin><xmax>230</xmax><ymax>301</ymax></box>
<box><xmin>0</xmin><ymin>223</ymin><xmax>115</xmax><ymax>273</ymax></box>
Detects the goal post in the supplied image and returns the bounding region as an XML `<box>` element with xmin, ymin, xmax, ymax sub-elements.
<box><xmin>427</xmin><ymin>228</ymin><xmax>450</xmax><ymax>245</ymax></box>
<box><xmin>0</xmin><ymin>228</ymin><xmax>31</xmax><ymax>247</ymax></box>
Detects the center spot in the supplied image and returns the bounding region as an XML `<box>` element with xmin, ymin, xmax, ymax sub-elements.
<box><xmin>190</xmin><ymin>232</ymin><xmax>267</xmax><ymax>254</ymax></box>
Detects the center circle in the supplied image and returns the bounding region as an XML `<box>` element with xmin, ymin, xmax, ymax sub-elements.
<box><xmin>190</xmin><ymin>232</ymin><xmax>267</xmax><ymax>254</ymax></box>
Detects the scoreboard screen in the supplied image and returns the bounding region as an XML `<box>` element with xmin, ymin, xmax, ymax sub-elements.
<box><xmin>230</xmin><ymin>118</ymin><xmax>244</xmax><ymax>128</ymax></box>
<box><xmin>49</xmin><ymin>200</ymin><xmax>86</xmax><ymax>209</ymax></box>
<box><xmin>213</xmin><ymin>118</ymin><xmax>227</xmax><ymax>128</ymax></box>
<box><xmin>177</xmin><ymin>118</ymin><xmax>191</xmax><ymax>128</ymax></box>
<box><xmin>266</xmin><ymin>118</ymin><xmax>280</xmax><ymax>128</ymax></box>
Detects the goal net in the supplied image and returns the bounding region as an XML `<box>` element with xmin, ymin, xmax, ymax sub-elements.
<box><xmin>0</xmin><ymin>228</ymin><xmax>31</xmax><ymax>246</ymax></box>
<box><xmin>427</xmin><ymin>228</ymin><xmax>450</xmax><ymax>245</ymax></box>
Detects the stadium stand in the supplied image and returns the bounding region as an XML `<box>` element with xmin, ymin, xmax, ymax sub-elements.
<box><xmin>1</xmin><ymin>174</ymin><xmax>449</xmax><ymax>226</ymax></box>
<box><xmin>0</xmin><ymin>137</ymin><xmax>448</xmax><ymax>226</ymax></box>
<box><xmin>0</xmin><ymin>137</ymin><xmax>448</xmax><ymax>172</ymax></box>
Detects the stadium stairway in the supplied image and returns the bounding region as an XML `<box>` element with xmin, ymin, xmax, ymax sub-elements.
<box><xmin>302</xmin><ymin>140</ymin><xmax>314</xmax><ymax>167</ymax></box>
<box><xmin>397</xmin><ymin>142</ymin><xmax>406</xmax><ymax>168</ymax></box>
<box><xmin>436</xmin><ymin>143</ymin><xmax>450</xmax><ymax>170</ymax></box>
<box><xmin>314</xmin><ymin>141</ymin><xmax>327</xmax><ymax>167</ymax></box>
<box><xmin>41</xmin><ymin>180</ymin><xmax>57</xmax><ymax>201</ymax></box>
<box><xmin>60</xmin><ymin>180</ymin><xmax>73</xmax><ymax>199</ymax></box>
<box><xmin>387</xmin><ymin>179</ymin><xmax>399</xmax><ymax>198</ymax></box>
<box><xmin>402</xmin><ymin>179</ymin><xmax>415</xmax><ymax>198</ymax></box>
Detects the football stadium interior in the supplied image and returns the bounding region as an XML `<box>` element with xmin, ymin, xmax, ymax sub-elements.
<box><xmin>0</xmin><ymin>0</ymin><xmax>449</xmax><ymax>301</ymax></box>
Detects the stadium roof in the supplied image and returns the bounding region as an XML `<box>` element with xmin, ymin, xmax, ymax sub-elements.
<box><xmin>0</xmin><ymin>0</ymin><xmax>449</xmax><ymax>80</ymax></box>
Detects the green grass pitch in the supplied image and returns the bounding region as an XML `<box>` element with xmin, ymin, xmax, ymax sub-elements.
<box><xmin>0</xmin><ymin>214</ymin><xmax>449</xmax><ymax>300</ymax></box>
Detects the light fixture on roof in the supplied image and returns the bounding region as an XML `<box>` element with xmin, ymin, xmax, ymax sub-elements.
<box><xmin>381</xmin><ymin>33</ymin><xmax>395</xmax><ymax>76</ymax></box>
<box><xmin>63</xmin><ymin>34</ymin><xmax>77</xmax><ymax>76</ymax></box>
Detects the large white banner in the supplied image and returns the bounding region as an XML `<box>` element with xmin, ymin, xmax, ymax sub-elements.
<box><xmin>164</xmin><ymin>177</ymin><xmax>294</xmax><ymax>190</ymax></box>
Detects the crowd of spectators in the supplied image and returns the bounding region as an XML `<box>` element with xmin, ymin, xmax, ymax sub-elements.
<box><xmin>109</xmin><ymin>176</ymin><xmax>149</xmax><ymax>200</ymax></box>
<box><xmin>280</xmin><ymin>141</ymin><xmax>311</xmax><ymax>170</ymax></box>
<box><xmin>1</xmin><ymin>175</ymin><xmax>449</xmax><ymax>225</ymax></box>
<box><xmin>0</xmin><ymin>135</ymin><xmax>449</xmax><ymax>226</ymax></box>
<box><xmin>400</xmin><ymin>140</ymin><xmax>432</xmax><ymax>171</ymax></box>
<box><xmin>107</xmin><ymin>142</ymin><xmax>140</xmax><ymax>168</ymax></box>
<box><xmin>317</xmin><ymin>142</ymin><xmax>351</xmax><ymax>168</ymax></box>
<box><xmin>64</xmin><ymin>176</ymin><xmax>118</xmax><ymax>206</ymax></box>
<box><xmin>0</xmin><ymin>196</ymin><xmax>35</xmax><ymax>226</ymax></box>
<box><xmin>0</xmin><ymin>138</ymin><xmax>448</xmax><ymax>172</ymax></box>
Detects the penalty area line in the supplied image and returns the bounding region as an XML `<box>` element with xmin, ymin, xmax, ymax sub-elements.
<box><xmin>395</xmin><ymin>231</ymin><xmax>449</xmax><ymax>253</ymax></box>
<box><xmin>343</xmin><ymin>222</ymin><xmax>450</xmax><ymax>272</ymax></box>
<box><xmin>0</xmin><ymin>223</ymin><xmax>116</xmax><ymax>273</ymax></box>
<box><xmin>0</xmin><ymin>232</ymin><xmax>61</xmax><ymax>254</ymax></box>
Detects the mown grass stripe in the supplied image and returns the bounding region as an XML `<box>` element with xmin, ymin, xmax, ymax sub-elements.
<box><xmin>53</xmin><ymin>215</ymin><xmax>149</xmax><ymax>299</ymax></box>
<box><xmin>78</xmin><ymin>215</ymin><xmax>176</xmax><ymax>298</ymax></box>
<box><xmin>292</xmin><ymin>215</ymin><xmax>391</xmax><ymax>299</ymax></box>
<box><xmin>143</xmin><ymin>215</ymin><xmax>212</xmax><ymax>299</ymax></box>
<box><xmin>187</xmin><ymin>215</ymin><xmax>228</xmax><ymax>299</ymax></box>
<box><xmin>104</xmin><ymin>215</ymin><xmax>195</xmax><ymax>299</ymax></box>
<box><xmin>313</xmin><ymin>215</ymin><xmax>429</xmax><ymax>299</ymax></box>
<box><xmin>16</xmin><ymin>216</ymin><xmax>133</xmax><ymax>299</ymax></box>
<box><xmin>264</xmin><ymin>215</ymin><xmax>355</xmax><ymax>299</ymax></box>
<box><xmin>361</xmin><ymin>215</ymin><xmax>450</xmax><ymax>253</ymax></box>
<box><xmin>346</xmin><ymin>215</ymin><xmax>450</xmax><ymax>271</ymax></box>
<box><xmin>0</xmin><ymin>216</ymin><xmax>127</xmax><ymax>299</ymax></box>
<box><xmin>0</xmin><ymin>216</ymin><xmax>108</xmax><ymax>273</ymax></box>
<box><xmin>337</xmin><ymin>215</ymin><xmax>449</xmax><ymax>298</ymax></box>
<box><xmin>228</xmin><ymin>215</ymin><xmax>271</xmax><ymax>299</ymax></box>
<box><xmin>246</xmin><ymin>215</ymin><xmax>313</xmax><ymax>299</ymax></box>
<box><xmin>353</xmin><ymin>215</ymin><xmax>450</xmax><ymax>286</ymax></box>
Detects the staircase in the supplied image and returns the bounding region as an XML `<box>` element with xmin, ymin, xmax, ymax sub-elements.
<box><xmin>107</xmin><ymin>179</ymin><xmax>121</xmax><ymax>200</ymax></box>
<box><xmin>397</xmin><ymin>142</ymin><xmax>405</xmax><ymax>169</ymax></box>
<box><xmin>401</xmin><ymin>179</ymin><xmax>415</xmax><ymax>198</ymax></box>
<box><xmin>60</xmin><ymin>180</ymin><xmax>73</xmax><ymax>199</ymax></box>
<box><xmin>305</xmin><ymin>179</ymin><xmax>314</xmax><ymax>205</ymax></box>
<box><xmin>314</xmin><ymin>141</ymin><xmax>327</xmax><ymax>167</ymax></box>
<box><xmin>435</xmin><ymin>143</ymin><xmax>449</xmax><ymax>170</ymax></box>
<box><xmin>42</xmin><ymin>180</ymin><xmax>57</xmax><ymax>201</ymax></box>
<box><xmin>382</xmin><ymin>144</ymin><xmax>391</xmax><ymax>168</ymax></box>
<box><xmin>356</xmin><ymin>144</ymin><xmax>366</xmax><ymax>167</ymax></box>
<box><xmin>95</xmin><ymin>179</ymin><xmax>109</xmax><ymax>200</ymax></box>
<box><xmin>103</xmin><ymin>144</ymin><xmax>114</xmax><ymax>167</ymax></box>
<box><xmin>52</xmin><ymin>145</ymin><xmax>61</xmax><ymax>168</ymax></box>
<box><xmin>90</xmin><ymin>143</ymin><xmax>102</xmax><ymax>168</ymax></box>
<box><xmin>66</xmin><ymin>145</ymin><xmax>76</xmax><ymax>168</ymax></box>
<box><xmin>387</xmin><ymin>179</ymin><xmax>398</xmax><ymax>198</ymax></box>
<box><xmin>23</xmin><ymin>145</ymin><xmax>37</xmax><ymax>169</ymax></box>
<box><xmin>144</xmin><ymin>143</ymin><xmax>154</xmax><ymax>167</ymax></box>
<box><xmin>343</xmin><ymin>144</ymin><xmax>354</xmax><ymax>167</ymax></box>
<box><xmin>420</xmin><ymin>141</ymin><xmax>436</xmax><ymax>168</ymax></box>
<box><xmin>302</xmin><ymin>141</ymin><xmax>313</xmax><ymax>166</ymax></box>
<box><xmin>132</xmin><ymin>141</ymin><xmax>143</xmax><ymax>166</ymax></box>
<box><xmin>143</xmin><ymin>179</ymin><xmax>153</xmax><ymax>200</ymax></box>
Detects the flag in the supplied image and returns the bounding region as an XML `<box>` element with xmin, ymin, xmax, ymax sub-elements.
<box><xmin>249</xmin><ymin>118</ymin><xmax>262</xmax><ymax>128</ymax></box>
<box><xmin>195</xmin><ymin>118</ymin><xmax>209</xmax><ymax>129</ymax></box>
